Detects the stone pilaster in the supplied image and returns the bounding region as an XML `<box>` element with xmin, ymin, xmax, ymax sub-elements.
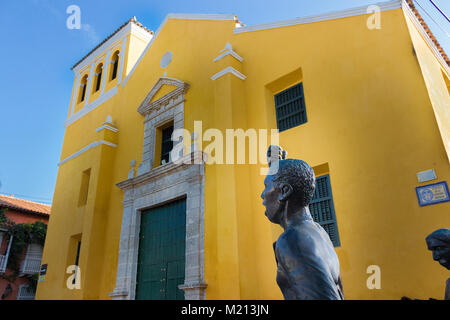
<box><xmin>101</xmin><ymin>49</ymin><xmax>112</xmax><ymax>95</ymax></box>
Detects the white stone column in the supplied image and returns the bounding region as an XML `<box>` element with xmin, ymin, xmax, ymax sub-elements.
<box><xmin>179</xmin><ymin>164</ymin><xmax>207</xmax><ymax>300</ymax></box>
<box><xmin>70</xmin><ymin>73</ymin><xmax>80</xmax><ymax>115</ymax></box>
<box><xmin>101</xmin><ymin>50</ymin><xmax>112</xmax><ymax>95</ymax></box>
<box><xmin>173</xmin><ymin>101</ymin><xmax>185</xmax><ymax>153</ymax></box>
<box><xmin>117</xmin><ymin>36</ymin><xmax>127</xmax><ymax>85</ymax></box>
<box><xmin>137</xmin><ymin>117</ymin><xmax>156</xmax><ymax>175</ymax></box>
<box><xmin>84</xmin><ymin>62</ymin><xmax>96</xmax><ymax>104</ymax></box>
<box><xmin>109</xmin><ymin>197</ymin><xmax>135</xmax><ymax>300</ymax></box>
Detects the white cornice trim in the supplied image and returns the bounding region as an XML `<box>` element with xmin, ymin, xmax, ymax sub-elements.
<box><xmin>137</xmin><ymin>77</ymin><xmax>189</xmax><ymax>116</ymax></box>
<box><xmin>73</xmin><ymin>25</ymin><xmax>132</xmax><ymax>73</ymax></box>
<box><xmin>402</xmin><ymin>0</ymin><xmax>450</xmax><ymax>76</ymax></box>
<box><xmin>96</xmin><ymin>124</ymin><xmax>119</xmax><ymax>133</ymax></box>
<box><xmin>58</xmin><ymin>140</ymin><xmax>117</xmax><ymax>166</ymax></box>
<box><xmin>164</xmin><ymin>13</ymin><xmax>237</xmax><ymax>21</ymax></box>
<box><xmin>130</xmin><ymin>32</ymin><xmax>153</xmax><ymax>44</ymax></box>
<box><xmin>130</xmin><ymin>23</ymin><xmax>153</xmax><ymax>41</ymax></box>
<box><xmin>117</xmin><ymin>151</ymin><xmax>205</xmax><ymax>190</ymax></box>
<box><xmin>211</xmin><ymin>66</ymin><xmax>247</xmax><ymax>81</ymax></box>
<box><xmin>121</xmin><ymin>13</ymin><xmax>237</xmax><ymax>87</ymax></box>
<box><xmin>64</xmin><ymin>86</ymin><xmax>118</xmax><ymax>127</ymax></box>
<box><xmin>234</xmin><ymin>0</ymin><xmax>402</xmax><ymax>34</ymax></box>
<box><xmin>214</xmin><ymin>49</ymin><xmax>243</xmax><ymax>63</ymax></box>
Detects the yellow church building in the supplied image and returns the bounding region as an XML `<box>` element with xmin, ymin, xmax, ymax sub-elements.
<box><xmin>36</xmin><ymin>0</ymin><xmax>450</xmax><ymax>300</ymax></box>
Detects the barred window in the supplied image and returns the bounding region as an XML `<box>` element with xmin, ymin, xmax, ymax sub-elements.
<box><xmin>274</xmin><ymin>83</ymin><xmax>307</xmax><ymax>132</ymax></box>
<box><xmin>309</xmin><ymin>174</ymin><xmax>341</xmax><ymax>247</ymax></box>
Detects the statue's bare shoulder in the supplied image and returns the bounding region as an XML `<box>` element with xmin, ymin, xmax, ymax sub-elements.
<box><xmin>276</xmin><ymin>221</ymin><xmax>331</xmax><ymax>262</ymax></box>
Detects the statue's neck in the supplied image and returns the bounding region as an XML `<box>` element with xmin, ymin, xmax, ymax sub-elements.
<box><xmin>281</xmin><ymin>204</ymin><xmax>312</xmax><ymax>230</ymax></box>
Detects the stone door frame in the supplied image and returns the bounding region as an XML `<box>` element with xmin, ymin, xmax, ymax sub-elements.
<box><xmin>109</xmin><ymin>77</ymin><xmax>207</xmax><ymax>300</ymax></box>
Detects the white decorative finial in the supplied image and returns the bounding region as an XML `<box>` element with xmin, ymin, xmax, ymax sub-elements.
<box><xmin>106</xmin><ymin>115</ymin><xmax>112</xmax><ymax>123</ymax></box>
<box><xmin>128</xmin><ymin>160</ymin><xmax>136</xmax><ymax>179</ymax></box>
<box><xmin>220</xmin><ymin>42</ymin><xmax>233</xmax><ymax>53</ymax></box>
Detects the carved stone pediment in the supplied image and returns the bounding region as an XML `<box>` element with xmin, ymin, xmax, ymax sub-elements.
<box><xmin>137</xmin><ymin>77</ymin><xmax>189</xmax><ymax>116</ymax></box>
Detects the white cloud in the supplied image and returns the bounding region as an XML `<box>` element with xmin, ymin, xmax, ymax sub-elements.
<box><xmin>81</xmin><ymin>23</ymin><xmax>100</xmax><ymax>45</ymax></box>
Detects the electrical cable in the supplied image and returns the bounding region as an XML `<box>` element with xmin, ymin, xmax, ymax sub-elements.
<box><xmin>429</xmin><ymin>0</ymin><xmax>450</xmax><ymax>23</ymax></box>
<box><xmin>414</xmin><ymin>0</ymin><xmax>450</xmax><ymax>37</ymax></box>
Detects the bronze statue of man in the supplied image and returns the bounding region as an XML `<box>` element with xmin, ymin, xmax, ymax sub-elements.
<box><xmin>426</xmin><ymin>228</ymin><xmax>450</xmax><ymax>300</ymax></box>
<box><xmin>261</xmin><ymin>146</ymin><xmax>344</xmax><ymax>300</ymax></box>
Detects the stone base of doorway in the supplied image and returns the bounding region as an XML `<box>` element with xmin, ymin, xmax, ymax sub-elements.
<box><xmin>178</xmin><ymin>282</ymin><xmax>208</xmax><ymax>300</ymax></box>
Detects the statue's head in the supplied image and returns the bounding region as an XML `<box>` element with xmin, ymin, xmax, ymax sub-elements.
<box><xmin>261</xmin><ymin>157</ymin><xmax>315</xmax><ymax>224</ymax></box>
<box><xmin>426</xmin><ymin>229</ymin><xmax>450</xmax><ymax>270</ymax></box>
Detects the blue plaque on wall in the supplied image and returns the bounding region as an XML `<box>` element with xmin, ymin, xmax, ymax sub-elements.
<box><xmin>416</xmin><ymin>181</ymin><xmax>450</xmax><ymax>206</ymax></box>
<box><xmin>39</xmin><ymin>263</ymin><xmax>47</xmax><ymax>282</ymax></box>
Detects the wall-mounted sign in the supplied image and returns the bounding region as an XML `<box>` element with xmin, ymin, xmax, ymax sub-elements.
<box><xmin>417</xmin><ymin>169</ymin><xmax>437</xmax><ymax>183</ymax></box>
<box><xmin>416</xmin><ymin>181</ymin><xmax>450</xmax><ymax>207</ymax></box>
<box><xmin>39</xmin><ymin>263</ymin><xmax>47</xmax><ymax>282</ymax></box>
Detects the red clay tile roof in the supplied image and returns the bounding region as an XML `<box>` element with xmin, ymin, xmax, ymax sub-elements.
<box><xmin>0</xmin><ymin>194</ymin><xmax>51</xmax><ymax>216</ymax></box>
<box><xmin>71</xmin><ymin>17</ymin><xmax>153</xmax><ymax>70</ymax></box>
<box><xmin>406</xmin><ymin>0</ymin><xmax>450</xmax><ymax>67</ymax></box>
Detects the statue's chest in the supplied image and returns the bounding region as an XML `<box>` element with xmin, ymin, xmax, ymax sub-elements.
<box><xmin>274</xmin><ymin>243</ymin><xmax>291</xmax><ymax>290</ymax></box>
<box><xmin>276</xmin><ymin>264</ymin><xmax>290</xmax><ymax>289</ymax></box>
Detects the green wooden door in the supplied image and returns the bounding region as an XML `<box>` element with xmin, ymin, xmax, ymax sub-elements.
<box><xmin>136</xmin><ymin>198</ymin><xmax>186</xmax><ymax>300</ymax></box>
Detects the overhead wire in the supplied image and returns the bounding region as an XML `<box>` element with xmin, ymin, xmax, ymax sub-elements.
<box><xmin>429</xmin><ymin>0</ymin><xmax>450</xmax><ymax>24</ymax></box>
<box><xmin>414</xmin><ymin>0</ymin><xmax>450</xmax><ymax>37</ymax></box>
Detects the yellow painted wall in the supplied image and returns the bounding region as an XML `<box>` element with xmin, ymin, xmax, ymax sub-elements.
<box><xmin>37</xmin><ymin>7</ymin><xmax>450</xmax><ymax>301</ymax></box>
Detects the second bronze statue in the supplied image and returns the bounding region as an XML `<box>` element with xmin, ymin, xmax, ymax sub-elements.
<box><xmin>261</xmin><ymin>146</ymin><xmax>344</xmax><ymax>300</ymax></box>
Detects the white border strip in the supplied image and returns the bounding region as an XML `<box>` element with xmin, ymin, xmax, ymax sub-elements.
<box><xmin>213</xmin><ymin>49</ymin><xmax>244</xmax><ymax>62</ymax></box>
<box><xmin>234</xmin><ymin>0</ymin><xmax>402</xmax><ymax>34</ymax></box>
<box><xmin>164</xmin><ymin>13</ymin><xmax>236</xmax><ymax>21</ymax></box>
<box><xmin>211</xmin><ymin>66</ymin><xmax>247</xmax><ymax>80</ymax></box>
<box><xmin>58</xmin><ymin>140</ymin><xmax>117</xmax><ymax>166</ymax></box>
<box><xmin>96</xmin><ymin>124</ymin><xmax>119</xmax><ymax>133</ymax></box>
<box><xmin>64</xmin><ymin>86</ymin><xmax>118</xmax><ymax>127</ymax></box>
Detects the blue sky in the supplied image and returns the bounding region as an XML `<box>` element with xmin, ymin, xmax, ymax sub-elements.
<box><xmin>0</xmin><ymin>0</ymin><xmax>448</xmax><ymax>204</ymax></box>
